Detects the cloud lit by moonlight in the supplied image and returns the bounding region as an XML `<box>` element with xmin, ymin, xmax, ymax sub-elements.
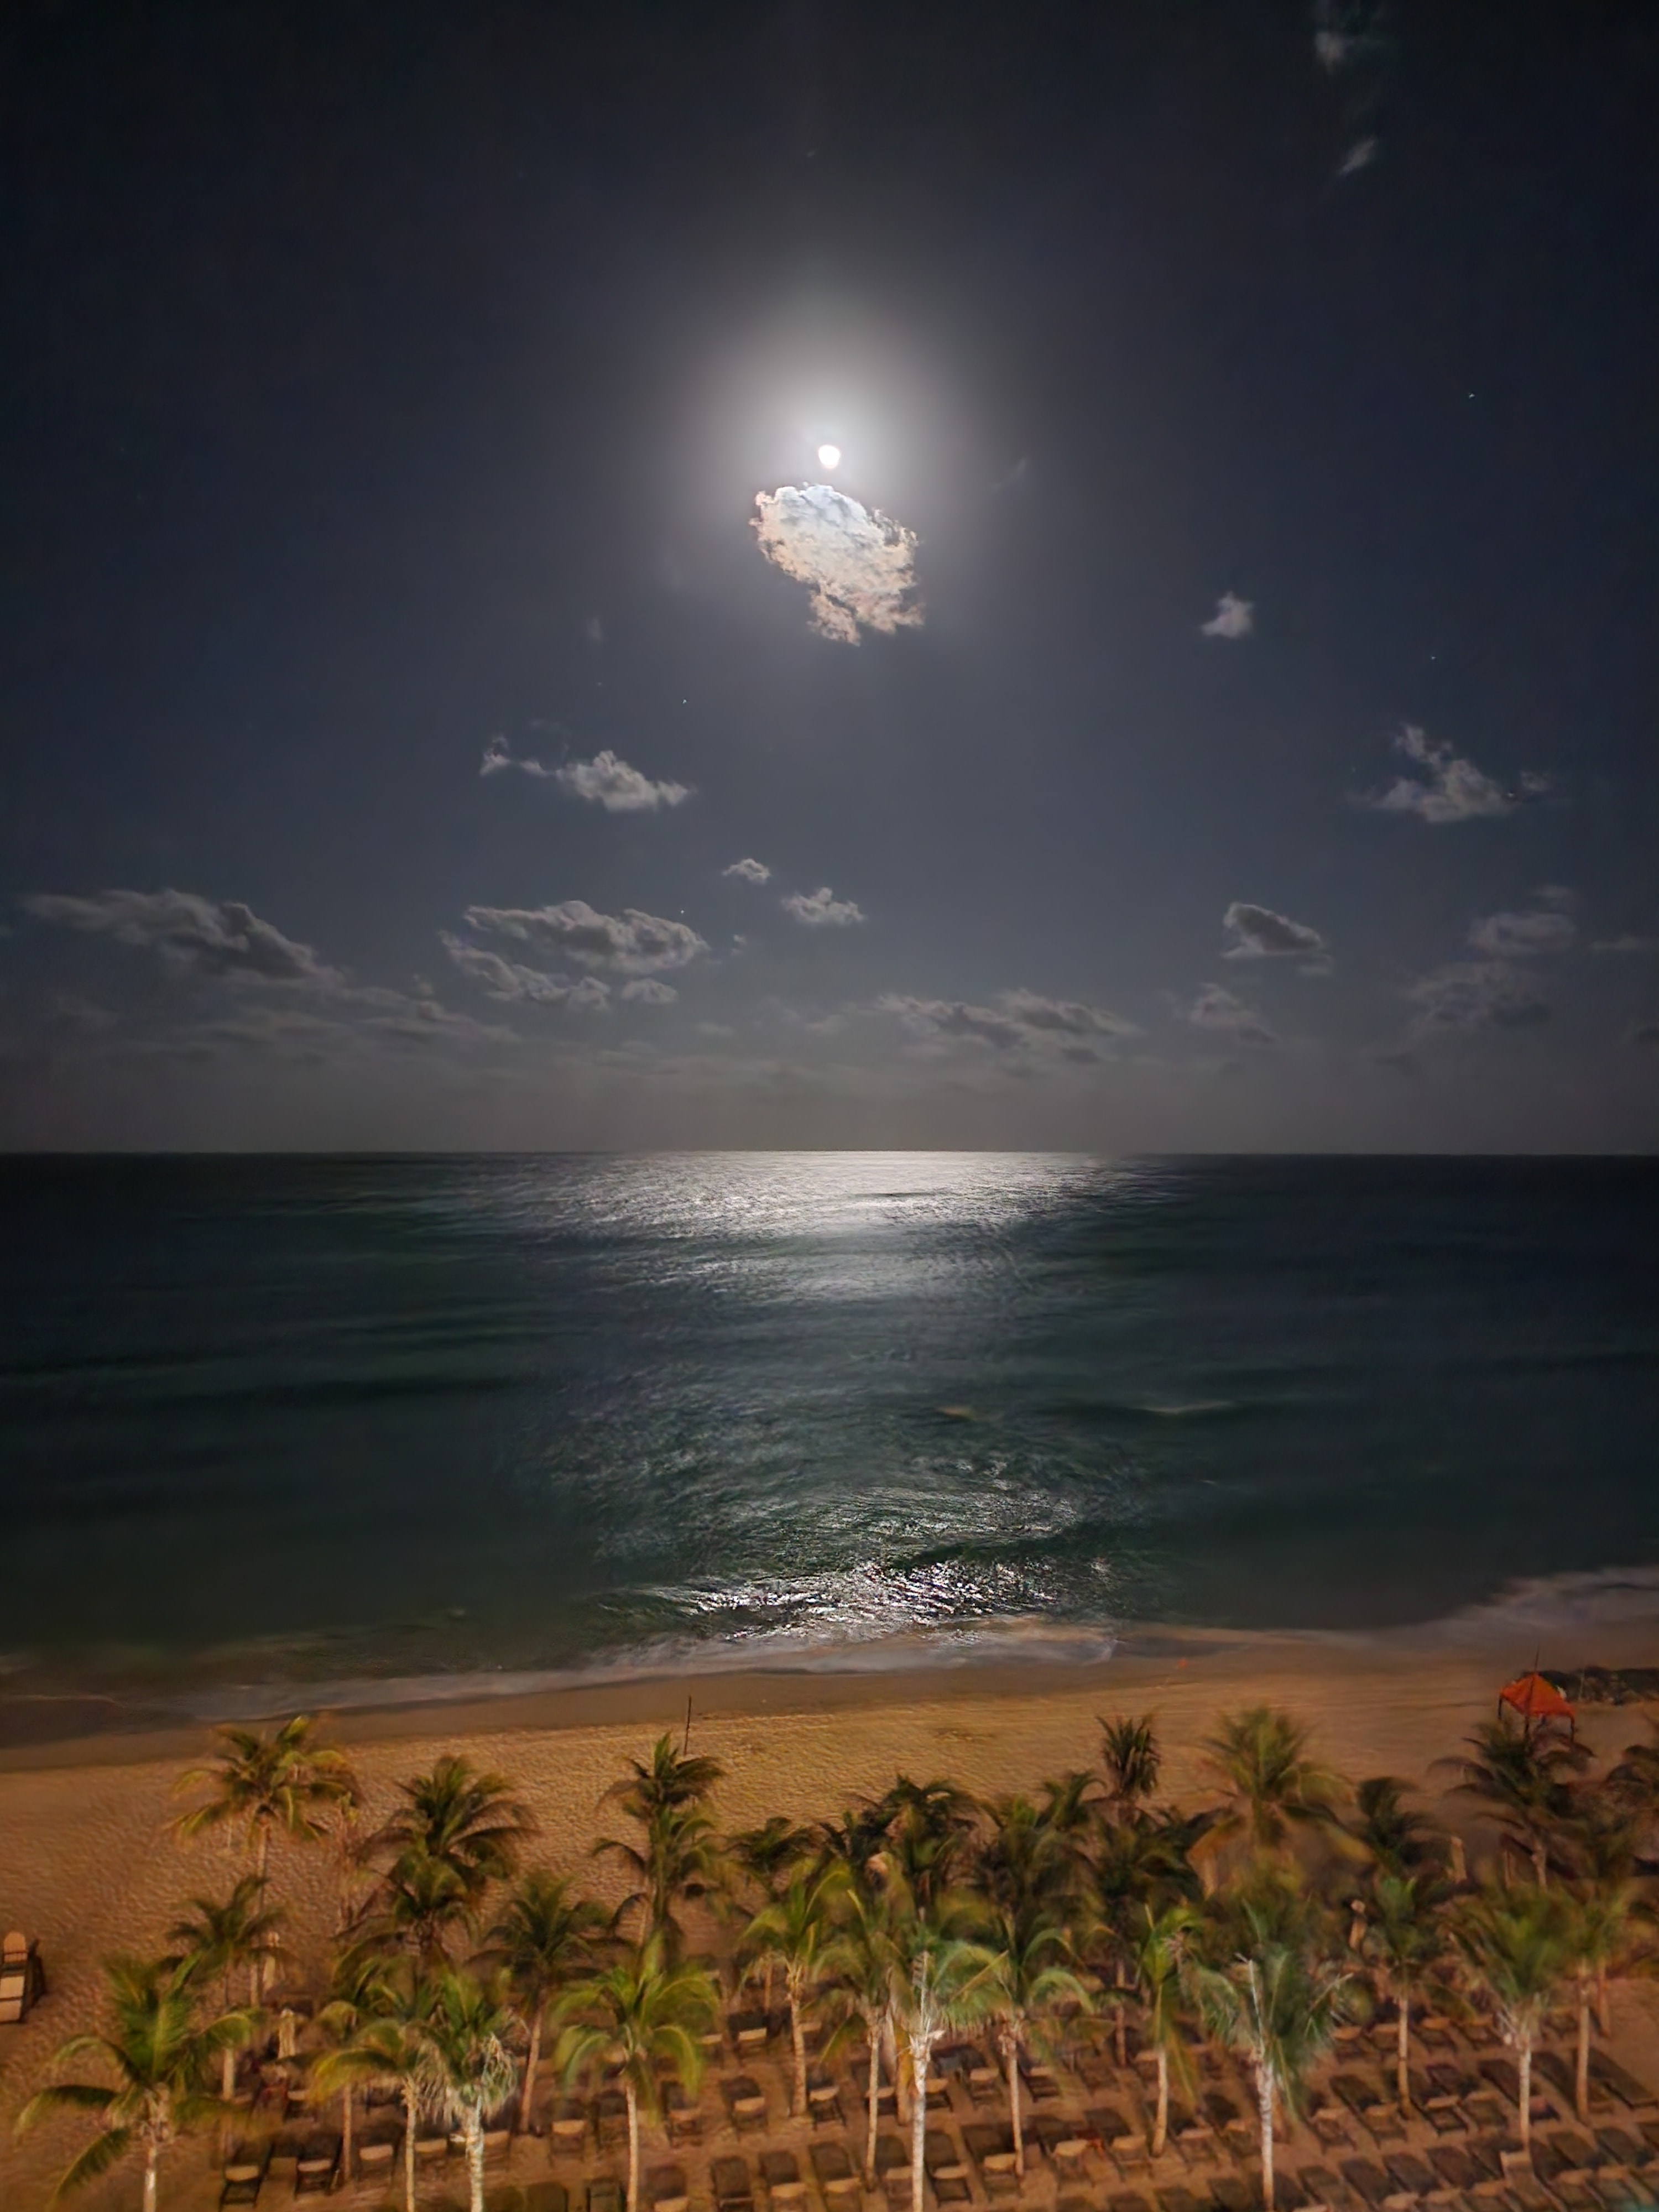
<box><xmin>752</xmin><ymin>482</ymin><xmax>924</xmax><ymax>644</ymax></box>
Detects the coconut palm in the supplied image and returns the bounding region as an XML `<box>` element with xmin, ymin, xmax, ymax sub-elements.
<box><xmin>1350</xmin><ymin>1778</ymin><xmax>1449</xmax><ymax>1882</ymax></box>
<box><xmin>162</xmin><ymin>1876</ymin><xmax>282</xmax><ymax>2098</ymax></box>
<box><xmin>1559</xmin><ymin>1882</ymin><xmax>1646</xmax><ymax>2124</ymax></box>
<box><xmin>364</xmin><ymin>1844</ymin><xmax>478</xmax><ymax>1967</ymax></box>
<box><xmin>1607</xmin><ymin>1717</ymin><xmax>1659</xmax><ymax>1846</ymax></box>
<box><xmin>311</xmin><ymin>1947</ymin><xmax>402</xmax><ymax>2190</ymax></box>
<box><xmin>883</xmin><ymin>1903</ymin><xmax>998</xmax><ymax>2212</ymax></box>
<box><xmin>1128</xmin><ymin>1902</ymin><xmax>1201</xmax><ymax>2157</ymax></box>
<box><xmin>1198</xmin><ymin>1708</ymin><xmax>1346</xmax><ymax>1872</ymax></box>
<box><xmin>603</xmin><ymin>1734</ymin><xmax>726</xmax><ymax>1824</ymax></box>
<box><xmin>478</xmin><ymin>1869</ymin><xmax>611</xmax><ymax>2135</ymax></box>
<box><xmin>1554</xmin><ymin>1790</ymin><xmax>1647</xmax><ymax>2030</ymax></box>
<box><xmin>743</xmin><ymin>1865</ymin><xmax>849</xmax><ymax>2114</ymax></box>
<box><xmin>596</xmin><ymin>1801</ymin><xmax>726</xmax><ymax>1957</ymax></box>
<box><xmin>171</xmin><ymin>1714</ymin><xmax>360</xmax><ymax>1886</ymax></box>
<box><xmin>1099</xmin><ymin>1715</ymin><xmax>1162</xmax><ymax>1815</ymax></box>
<box><xmin>310</xmin><ymin>1970</ymin><xmax>432</xmax><ymax>2212</ymax></box>
<box><xmin>873</xmin><ymin>1777</ymin><xmax>980</xmax><ymax>1915</ymax></box>
<box><xmin>15</xmin><ymin>1954</ymin><xmax>255</xmax><ymax>2212</ymax></box>
<box><xmin>1088</xmin><ymin>1808</ymin><xmax>1202</xmax><ymax>2062</ymax></box>
<box><xmin>977</xmin><ymin>1794</ymin><xmax>1078</xmax><ymax>1918</ymax></box>
<box><xmin>1037</xmin><ymin>1770</ymin><xmax>1104</xmax><ymax>1850</ymax></box>
<box><xmin>728</xmin><ymin>1816</ymin><xmax>816</xmax><ymax>1905</ymax></box>
<box><xmin>978</xmin><ymin>1900</ymin><xmax>1091</xmax><ymax>2175</ymax></box>
<box><xmin>1451</xmin><ymin>1885</ymin><xmax>1575</xmax><ymax>2150</ymax></box>
<box><xmin>812</xmin><ymin>1806</ymin><xmax>891</xmax><ymax>1892</ymax></box>
<box><xmin>376</xmin><ymin>1754</ymin><xmax>538</xmax><ymax>1902</ymax></box>
<box><xmin>415</xmin><ymin>1969</ymin><xmax>523</xmax><ymax>2212</ymax></box>
<box><xmin>553</xmin><ymin>1936</ymin><xmax>719</xmax><ymax>2212</ymax></box>
<box><xmin>822</xmin><ymin>1877</ymin><xmax>901</xmax><ymax>2187</ymax></box>
<box><xmin>1190</xmin><ymin>1928</ymin><xmax>1355</xmax><ymax>2212</ymax></box>
<box><xmin>1452</xmin><ymin>1717</ymin><xmax>1587</xmax><ymax>1886</ymax></box>
<box><xmin>1360</xmin><ymin>1874</ymin><xmax>1454</xmax><ymax>2114</ymax></box>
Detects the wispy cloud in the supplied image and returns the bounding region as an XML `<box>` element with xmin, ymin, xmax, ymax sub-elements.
<box><xmin>1466</xmin><ymin>902</ymin><xmax>1575</xmax><ymax>960</ymax></box>
<box><xmin>1201</xmin><ymin>592</ymin><xmax>1254</xmax><ymax>640</ymax></box>
<box><xmin>481</xmin><ymin>737</ymin><xmax>690</xmax><ymax>811</ymax></box>
<box><xmin>752</xmin><ymin>483</ymin><xmax>923</xmax><ymax>644</ymax></box>
<box><xmin>1338</xmin><ymin>137</ymin><xmax>1378</xmax><ymax>177</ymax></box>
<box><xmin>440</xmin><ymin>935</ymin><xmax>611</xmax><ymax>1009</ymax></box>
<box><xmin>877</xmin><ymin>989</ymin><xmax>1135</xmax><ymax>1061</ymax></box>
<box><xmin>1592</xmin><ymin>935</ymin><xmax>1659</xmax><ymax>958</ymax></box>
<box><xmin>782</xmin><ymin>885</ymin><xmax>865</xmax><ymax>928</ymax></box>
<box><xmin>620</xmin><ymin>978</ymin><xmax>679</xmax><ymax>1005</ymax></box>
<box><xmin>1626</xmin><ymin>1020</ymin><xmax>1659</xmax><ymax>1051</ymax></box>
<box><xmin>1222</xmin><ymin>901</ymin><xmax>1329</xmax><ymax>966</ymax></box>
<box><xmin>460</xmin><ymin>900</ymin><xmax>708</xmax><ymax>973</ymax></box>
<box><xmin>723</xmin><ymin>858</ymin><xmax>772</xmax><ymax>885</ymax></box>
<box><xmin>1402</xmin><ymin>962</ymin><xmax>1551</xmax><ymax>1041</ymax></box>
<box><xmin>1182</xmin><ymin>983</ymin><xmax>1277</xmax><ymax>1047</ymax></box>
<box><xmin>22</xmin><ymin>889</ymin><xmax>343</xmax><ymax>989</ymax></box>
<box><xmin>1359</xmin><ymin>724</ymin><xmax>1552</xmax><ymax>825</ymax></box>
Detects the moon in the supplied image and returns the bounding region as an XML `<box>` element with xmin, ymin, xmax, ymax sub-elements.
<box><xmin>816</xmin><ymin>442</ymin><xmax>842</xmax><ymax>470</ymax></box>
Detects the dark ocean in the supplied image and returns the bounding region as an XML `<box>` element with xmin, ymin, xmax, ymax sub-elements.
<box><xmin>2</xmin><ymin>1154</ymin><xmax>1656</xmax><ymax>1719</ymax></box>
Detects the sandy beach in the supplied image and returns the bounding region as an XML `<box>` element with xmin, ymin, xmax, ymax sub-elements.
<box><xmin>4</xmin><ymin>1622</ymin><xmax>1659</xmax><ymax>2212</ymax></box>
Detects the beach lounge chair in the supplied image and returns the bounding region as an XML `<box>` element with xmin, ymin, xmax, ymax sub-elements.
<box><xmin>0</xmin><ymin>1932</ymin><xmax>44</xmax><ymax>2025</ymax></box>
<box><xmin>293</xmin><ymin>2132</ymin><xmax>341</xmax><ymax>2195</ymax></box>
<box><xmin>354</xmin><ymin>2133</ymin><xmax>400</xmax><ymax>2184</ymax></box>
<box><xmin>875</xmin><ymin>2133</ymin><xmax>913</xmax><ymax>2211</ymax></box>
<box><xmin>526</xmin><ymin>2187</ymin><xmax>570</xmax><ymax>2212</ymax></box>
<box><xmin>1108</xmin><ymin>2194</ymin><xmax>1156</xmax><ymax>2212</ymax></box>
<box><xmin>596</xmin><ymin>2091</ymin><xmax>630</xmax><ymax>2148</ymax></box>
<box><xmin>1297</xmin><ymin>2166</ymin><xmax>1342</xmax><ymax>2212</ymax></box>
<box><xmin>808</xmin><ymin>2067</ymin><xmax>847</xmax><ymax>2127</ymax></box>
<box><xmin>925</xmin><ymin>2128</ymin><xmax>974</xmax><ymax>2205</ymax></box>
<box><xmin>724</xmin><ymin>2075</ymin><xmax>769</xmax><ymax>2135</ymax></box>
<box><xmin>811</xmin><ymin>2139</ymin><xmax>864</xmax><ymax>2208</ymax></box>
<box><xmin>1599</xmin><ymin>2127</ymin><xmax>1657</xmax><ymax>2176</ymax></box>
<box><xmin>1155</xmin><ymin>2188</ymin><xmax>1206</xmax><ymax>2212</ymax></box>
<box><xmin>1384</xmin><ymin>2154</ymin><xmax>1436</xmax><ymax>2199</ymax></box>
<box><xmin>731</xmin><ymin>2010</ymin><xmax>771</xmax><ymax>2056</ymax></box>
<box><xmin>588</xmin><ymin>2178</ymin><xmax>625</xmax><ymax>2212</ymax></box>
<box><xmin>1020</xmin><ymin>2060</ymin><xmax>1061</xmax><ymax>2105</ymax></box>
<box><xmin>220</xmin><ymin>2142</ymin><xmax>270</xmax><ymax>2208</ymax></box>
<box><xmin>968</xmin><ymin>2057</ymin><xmax>1005</xmax><ymax>2107</ymax></box>
<box><xmin>665</xmin><ymin>2083</ymin><xmax>706</xmax><ymax>2147</ymax></box>
<box><xmin>1590</xmin><ymin>2058</ymin><xmax>1659</xmax><ymax>2117</ymax></box>
<box><xmin>1338</xmin><ymin>2159</ymin><xmax>1398</xmax><ymax>2211</ymax></box>
<box><xmin>551</xmin><ymin>2098</ymin><xmax>590</xmax><ymax>2154</ymax></box>
<box><xmin>649</xmin><ymin>2161</ymin><xmax>691</xmax><ymax>2212</ymax></box>
<box><xmin>763</xmin><ymin>2150</ymin><xmax>810</xmax><ymax>2208</ymax></box>
<box><xmin>714</xmin><ymin>2158</ymin><xmax>757</xmax><ymax>2212</ymax></box>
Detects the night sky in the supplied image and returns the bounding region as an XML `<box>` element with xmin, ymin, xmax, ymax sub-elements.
<box><xmin>3</xmin><ymin>2</ymin><xmax>1656</xmax><ymax>1151</ymax></box>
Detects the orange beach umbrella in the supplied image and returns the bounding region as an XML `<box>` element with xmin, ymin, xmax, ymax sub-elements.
<box><xmin>1498</xmin><ymin>1670</ymin><xmax>1576</xmax><ymax>1732</ymax></box>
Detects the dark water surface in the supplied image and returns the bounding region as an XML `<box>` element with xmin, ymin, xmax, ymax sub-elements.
<box><xmin>1</xmin><ymin>1154</ymin><xmax>1655</xmax><ymax>1699</ymax></box>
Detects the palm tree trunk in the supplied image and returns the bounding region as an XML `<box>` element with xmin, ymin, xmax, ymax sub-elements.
<box><xmin>257</xmin><ymin>1820</ymin><xmax>271</xmax><ymax>1884</ymax></box>
<box><xmin>1531</xmin><ymin>1841</ymin><xmax>1548</xmax><ymax>1887</ymax></box>
<box><xmin>468</xmin><ymin>2112</ymin><xmax>486</xmax><ymax>2212</ymax></box>
<box><xmin>404</xmin><ymin>2084</ymin><xmax>419</xmax><ymax>2212</ymax></box>
<box><xmin>1597</xmin><ymin>1961</ymin><xmax>1611</xmax><ymax>2038</ymax></box>
<box><xmin>910</xmin><ymin>2045</ymin><xmax>930</xmax><ymax>2212</ymax></box>
<box><xmin>1001</xmin><ymin>2027</ymin><xmax>1025</xmax><ymax>2177</ymax></box>
<box><xmin>520</xmin><ymin>2011</ymin><xmax>543</xmax><ymax>2138</ymax></box>
<box><xmin>790</xmin><ymin>1976</ymin><xmax>808</xmax><ymax>2117</ymax></box>
<box><xmin>1517</xmin><ymin>2039</ymin><xmax>1533</xmax><ymax>2153</ymax></box>
<box><xmin>1396</xmin><ymin>1997</ymin><xmax>1411</xmax><ymax>2115</ymax></box>
<box><xmin>627</xmin><ymin>2079</ymin><xmax>642</xmax><ymax>2212</ymax></box>
<box><xmin>1577</xmin><ymin>1981</ymin><xmax>1592</xmax><ymax>2126</ymax></box>
<box><xmin>341</xmin><ymin>2086</ymin><xmax>354</xmax><ymax>2190</ymax></box>
<box><xmin>1114</xmin><ymin>1964</ymin><xmax>1128</xmax><ymax>2066</ymax></box>
<box><xmin>865</xmin><ymin>2023</ymin><xmax>881</xmax><ymax>2186</ymax></box>
<box><xmin>144</xmin><ymin>2142</ymin><xmax>159</xmax><ymax>2212</ymax></box>
<box><xmin>1256</xmin><ymin>2065</ymin><xmax>1276</xmax><ymax>2212</ymax></box>
<box><xmin>1153</xmin><ymin>2046</ymin><xmax>1168</xmax><ymax>2158</ymax></box>
<box><xmin>885</xmin><ymin>2017</ymin><xmax>902</xmax><ymax>2124</ymax></box>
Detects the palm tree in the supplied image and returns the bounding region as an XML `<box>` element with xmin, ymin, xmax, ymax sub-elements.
<box><xmin>1099</xmin><ymin>1715</ymin><xmax>1162</xmax><ymax>1815</ymax></box>
<box><xmin>377</xmin><ymin>1754</ymin><xmax>538</xmax><ymax>1902</ymax></box>
<box><xmin>15</xmin><ymin>1955</ymin><xmax>255</xmax><ymax>2212</ymax></box>
<box><xmin>416</xmin><ymin>1969</ymin><xmax>523</xmax><ymax>2212</ymax></box>
<box><xmin>162</xmin><ymin>1876</ymin><xmax>283</xmax><ymax>2100</ymax></box>
<box><xmin>873</xmin><ymin>1777</ymin><xmax>980</xmax><ymax>1914</ymax></box>
<box><xmin>172</xmin><ymin>1713</ymin><xmax>360</xmax><ymax>1886</ymax></box>
<box><xmin>883</xmin><ymin>1904</ymin><xmax>998</xmax><ymax>2212</ymax></box>
<box><xmin>1559</xmin><ymin>1883</ymin><xmax>1645</xmax><ymax>2125</ymax></box>
<box><xmin>744</xmin><ymin>1865</ymin><xmax>849</xmax><ymax>2114</ymax></box>
<box><xmin>554</xmin><ymin>1936</ymin><xmax>719</xmax><ymax>2212</ymax></box>
<box><xmin>1555</xmin><ymin>1788</ymin><xmax>1646</xmax><ymax>2031</ymax></box>
<box><xmin>812</xmin><ymin>1806</ymin><xmax>891</xmax><ymax>1892</ymax></box>
<box><xmin>822</xmin><ymin>1878</ymin><xmax>900</xmax><ymax>2188</ymax></box>
<box><xmin>977</xmin><ymin>1794</ymin><xmax>1078</xmax><ymax>1918</ymax></box>
<box><xmin>596</xmin><ymin>1801</ymin><xmax>725</xmax><ymax>1957</ymax></box>
<box><xmin>479</xmin><ymin>1869</ymin><xmax>610</xmax><ymax>2136</ymax></box>
<box><xmin>311</xmin><ymin>1947</ymin><xmax>402</xmax><ymax>2190</ymax></box>
<box><xmin>366</xmin><ymin>1844</ymin><xmax>478</xmax><ymax>1967</ymax></box>
<box><xmin>1452</xmin><ymin>1717</ymin><xmax>1587</xmax><ymax>1886</ymax></box>
<box><xmin>310</xmin><ymin>1971</ymin><xmax>432</xmax><ymax>2212</ymax></box>
<box><xmin>1128</xmin><ymin>1901</ymin><xmax>1201</xmax><ymax>2157</ymax></box>
<box><xmin>1198</xmin><ymin>1708</ymin><xmax>1345</xmax><ymax>1874</ymax></box>
<box><xmin>1350</xmin><ymin>1778</ymin><xmax>1449</xmax><ymax>1882</ymax></box>
<box><xmin>1360</xmin><ymin>1875</ymin><xmax>1453</xmax><ymax>2114</ymax></box>
<box><xmin>603</xmin><ymin>1734</ymin><xmax>726</xmax><ymax>1823</ymax></box>
<box><xmin>979</xmin><ymin>1900</ymin><xmax>1090</xmax><ymax>2176</ymax></box>
<box><xmin>1190</xmin><ymin>1929</ymin><xmax>1354</xmax><ymax>2212</ymax></box>
<box><xmin>1088</xmin><ymin>1808</ymin><xmax>1202</xmax><ymax>2063</ymax></box>
<box><xmin>727</xmin><ymin>1816</ymin><xmax>816</xmax><ymax>2008</ymax></box>
<box><xmin>1451</xmin><ymin>1885</ymin><xmax>1575</xmax><ymax>2151</ymax></box>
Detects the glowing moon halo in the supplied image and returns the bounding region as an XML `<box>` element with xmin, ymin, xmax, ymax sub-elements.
<box><xmin>816</xmin><ymin>442</ymin><xmax>842</xmax><ymax>470</ymax></box>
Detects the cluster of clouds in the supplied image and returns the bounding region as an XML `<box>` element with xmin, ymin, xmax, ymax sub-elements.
<box><xmin>1397</xmin><ymin>889</ymin><xmax>1575</xmax><ymax>1050</ymax></box>
<box><xmin>1360</xmin><ymin>725</ymin><xmax>1552</xmax><ymax>826</ymax></box>
<box><xmin>482</xmin><ymin>735</ymin><xmax>691</xmax><ymax>812</ymax></box>
<box><xmin>877</xmin><ymin>989</ymin><xmax>1136</xmax><ymax>1065</ymax></box>
<box><xmin>22</xmin><ymin>889</ymin><xmax>345</xmax><ymax>989</ymax></box>
<box><xmin>752</xmin><ymin>483</ymin><xmax>924</xmax><ymax>645</ymax></box>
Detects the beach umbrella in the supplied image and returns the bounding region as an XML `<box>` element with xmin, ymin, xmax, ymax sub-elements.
<box><xmin>1498</xmin><ymin>1672</ymin><xmax>1577</xmax><ymax>1738</ymax></box>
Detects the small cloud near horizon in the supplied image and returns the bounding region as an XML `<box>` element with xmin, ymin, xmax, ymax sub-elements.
<box><xmin>723</xmin><ymin>858</ymin><xmax>772</xmax><ymax>885</ymax></box>
<box><xmin>782</xmin><ymin>886</ymin><xmax>865</xmax><ymax>928</ymax></box>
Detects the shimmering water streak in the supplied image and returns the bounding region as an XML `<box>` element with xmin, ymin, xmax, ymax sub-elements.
<box><xmin>0</xmin><ymin>1152</ymin><xmax>1655</xmax><ymax>1688</ymax></box>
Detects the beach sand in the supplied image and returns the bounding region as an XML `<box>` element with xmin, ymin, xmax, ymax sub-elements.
<box><xmin>4</xmin><ymin>1622</ymin><xmax>1659</xmax><ymax>2210</ymax></box>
